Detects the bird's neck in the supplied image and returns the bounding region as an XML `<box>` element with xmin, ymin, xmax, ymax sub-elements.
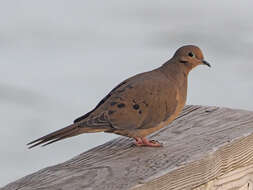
<box><xmin>160</xmin><ymin>59</ymin><xmax>189</xmax><ymax>84</ymax></box>
<box><xmin>160</xmin><ymin>59</ymin><xmax>189</xmax><ymax>105</ymax></box>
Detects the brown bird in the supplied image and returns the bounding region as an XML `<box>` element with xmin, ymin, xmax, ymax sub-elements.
<box><xmin>28</xmin><ymin>45</ymin><xmax>210</xmax><ymax>148</ymax></box>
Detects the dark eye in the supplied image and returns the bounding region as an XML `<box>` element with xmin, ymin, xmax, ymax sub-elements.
<box><xmin>188</xmin><ymin>52</ymin><xmax>195</xmax><ymax>57</ymax></box>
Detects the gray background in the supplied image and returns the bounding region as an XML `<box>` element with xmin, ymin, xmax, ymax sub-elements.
<box><xmin>1</xmin><ymin>0</ymin><xmax>253</xmax><ymax>186</ymax></box>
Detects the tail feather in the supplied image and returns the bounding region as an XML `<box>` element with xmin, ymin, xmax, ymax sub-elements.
<box><xmin>27</xmin><ymin>124</ymin><xmax>80</xmax><ymax>149</ymax></box>
<box><xmin>27</xmin><ymin>122</ymin><xmax>111</xmax><ymax>149</ymax></box>
<box><xmin>41</xmin><ymin>130</ymin><xmax>78</xmax><ymax>147</ymax></box>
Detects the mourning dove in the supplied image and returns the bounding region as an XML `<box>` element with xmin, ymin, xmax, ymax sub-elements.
<box><xmin>28</xmin><ymin>45</ymin><xmax>210</xmax><ymax>148</ymax></box>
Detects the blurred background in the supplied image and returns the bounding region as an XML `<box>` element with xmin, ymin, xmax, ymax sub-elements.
<box><xmin>1</xmin><ymin>0</ymin><xmax>253</xmax><ymax>186</ymax></box>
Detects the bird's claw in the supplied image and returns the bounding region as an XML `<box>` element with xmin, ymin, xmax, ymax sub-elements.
<box><xmin>133</xmin><ymin>137</ymin><xmax>163</xmax><ymax>147</ymax></box>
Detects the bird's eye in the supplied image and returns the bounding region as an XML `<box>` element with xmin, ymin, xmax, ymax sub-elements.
<box><xmin>188</xmin><ymin>52</ymin><xmax>195</xmax><ymax>57</ymax></box>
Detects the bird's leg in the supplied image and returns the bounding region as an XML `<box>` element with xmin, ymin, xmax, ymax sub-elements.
<box><xmin>134</xmin><ymin>137</ymin><xmax>162</xmax><ymax>147</ymax></box>
<box><xmin>133</xmin><ymin>137</ymin><xmax>144</xmax><ymax>146</ymax></box>
<box><xmin>141</xmin><ymin>137</ymin><xmax>163</xmax><ymax>147</ymax></box>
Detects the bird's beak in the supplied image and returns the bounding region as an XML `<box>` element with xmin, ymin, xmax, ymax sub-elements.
<box><xmin>202</xmin><ymin>60</ymin><xmax>211</xmax><ymax>67</ymax></box>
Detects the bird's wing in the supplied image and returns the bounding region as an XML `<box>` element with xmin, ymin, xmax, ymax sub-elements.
<box><xmin>74</xmin><ymin>69</ymin><xmax>178</xmax><ymax>131</ymax></box>
<box><xmin>73</xmin><ymin>69</ymin><xmax>159</xmax><ymax>123</ymax></box>
<box><xmin>104</xmin><ymin>69</ymin><xmax>178</xmax><ymax>130</ymax></box>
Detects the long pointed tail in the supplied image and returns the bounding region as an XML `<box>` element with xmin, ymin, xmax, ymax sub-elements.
<box><xmin>28</xmin><ymin>113</ymin><xmax>112</xmax><ymax>149</ymax></box>
<box><xmin>27</xmin><ymin>124</ymin><xmax>82</xmax><ymax>149</ymax></box>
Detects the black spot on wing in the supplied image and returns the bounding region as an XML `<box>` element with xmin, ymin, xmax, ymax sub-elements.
<box><xmin>117</xmin><ymin>103</ymin><xmax>125</xmax><ymax>108</ymax></box>
<box><xmin>180</xmin><ymin>60</ymin><xmax>188</xmax><ymax>64</ymax></box>
<box><xmin>133</xmin><ymin>104</ymin><xmax>140</xmax><ymax>110</ymax></box>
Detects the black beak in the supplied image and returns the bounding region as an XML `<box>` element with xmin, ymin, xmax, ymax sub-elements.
<box><xmin>202</xmin><ymin>60</ymin><xmax>211</xmax><ymax>67</ymax></box>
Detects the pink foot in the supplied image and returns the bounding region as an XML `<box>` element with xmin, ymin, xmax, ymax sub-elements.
<box><xmin>134</xmin><ymin>137</ymin><xmax>163</xmax><ymax>147</ymax></box>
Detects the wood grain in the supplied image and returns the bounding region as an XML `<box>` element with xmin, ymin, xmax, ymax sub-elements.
<box><xmin>193</xmin><ymin>164</ymin><xmax>253</xmax><ymax>190</ymax></box>
<box><xmin>2</xmin><ymin>105</ymin><xmax>253</xmax><ymax>190</ymax></box>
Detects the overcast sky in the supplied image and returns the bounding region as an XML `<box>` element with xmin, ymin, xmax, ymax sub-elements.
<box><xmin>1</xmin><ymin>0</ymin><xmax>253</xmax><ymax>187</ymax></box>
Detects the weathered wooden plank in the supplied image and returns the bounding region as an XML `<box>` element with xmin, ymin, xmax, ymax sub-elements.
<box><xmin>193</xmin><ymin>164</ymin><xmax>253</xmax><ymax>190</ymax></box>
<box><xmin>2</xmin><ymin>105</ymin><xmax>253</xmax><ymax>190</ymax></box>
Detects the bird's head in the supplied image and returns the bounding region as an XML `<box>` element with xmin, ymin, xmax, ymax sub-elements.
<box><xmin>173</xmin><ymin>45</ymin><xmax>211</xmax><ymax>70</ymax></box>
